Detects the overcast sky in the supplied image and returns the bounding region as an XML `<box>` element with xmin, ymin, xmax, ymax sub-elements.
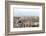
<box><xmin>13</xmin><ymin>8</ymin><xmax>40</xmax><ymax>16</ymax></box>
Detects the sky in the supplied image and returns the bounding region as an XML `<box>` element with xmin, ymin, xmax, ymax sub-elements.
<box><xmin>13</xmin><ymin>8</ymin><xmax>40</xmax><ymax>16</ymax></box>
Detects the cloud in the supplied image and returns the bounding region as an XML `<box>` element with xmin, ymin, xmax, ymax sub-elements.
<box><xmin>13</xmin><ymin>8</ymin><xmax>40</xmax><ymax>16</ymax></box>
